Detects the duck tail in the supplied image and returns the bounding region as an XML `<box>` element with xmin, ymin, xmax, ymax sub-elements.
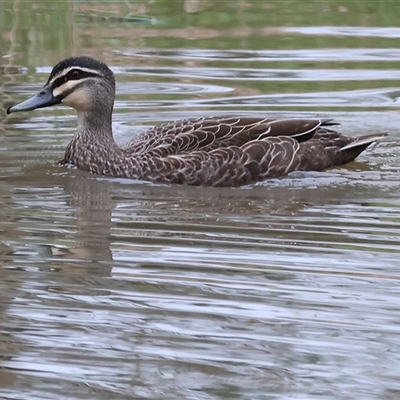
<box><xmin>320</xmin><ymin>118</ymin><xmax>340</xmax><ymax>127</ymax></box>
<box><xmin>340</xmin><ymin>133</ymin><xmax>388</xmax><ymax>152</ymax></box>
<box><xmin>298</xmin><ymin>132</ymin><xmax>387</xmax><ymax>172</ymax></box>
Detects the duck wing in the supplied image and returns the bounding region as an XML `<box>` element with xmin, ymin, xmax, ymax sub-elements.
<box><xmin>125</xmin><ymin>117</ymin><xmax>333</xmax><ymax>157</ymax></box>
<box><xmin>133</xmin><ymin>130</ymin><xmax>386</xmax><ymax>187</ymax></box>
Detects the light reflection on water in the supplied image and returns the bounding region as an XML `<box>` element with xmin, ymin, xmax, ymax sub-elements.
<box><xmin>123</xmin><ymin>48</ymin><xmax>400</xmax><ymax>62</ymax></box>
<box><xmin>33</xmin><ymin>65</ymin><xmax>400</xmax><ymax>81</ymax></box>
<box><xmin>284</xmin><ymin>26</ymin><xmax>400</xmax><ymax>38</ymax></box>
<box><xmin>2</xmin><ymin>8</ymin><xmax>400</xmax><ymax>400</ymax></box>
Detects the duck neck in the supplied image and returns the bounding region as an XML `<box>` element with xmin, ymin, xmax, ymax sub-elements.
<box><xmin>76</xmin><ymin>109</ymin><xmax>115</xmax><ymax>144</ymax></box>
<box><xmin>63</xmin><ymin>108</ymin><xmax>127</xmax><ymax>175</ymax></box>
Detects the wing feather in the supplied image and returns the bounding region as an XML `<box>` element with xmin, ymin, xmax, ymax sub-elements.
<box><xmin>124</xmin><ymin>116</ymin><xmax>327</xmax><ymax>157</ymax></box>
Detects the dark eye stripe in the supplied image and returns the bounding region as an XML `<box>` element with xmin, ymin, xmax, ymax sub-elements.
<box><xmin>52</xmin><ymin>70</ymin><xmax>100</xmax><ymax>90</ymax></box>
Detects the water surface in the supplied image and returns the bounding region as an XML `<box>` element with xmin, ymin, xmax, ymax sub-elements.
<box><xmin>1</xmin><ymin>1</ymin><xmax>400</xmax><ymax>399</ymax></box>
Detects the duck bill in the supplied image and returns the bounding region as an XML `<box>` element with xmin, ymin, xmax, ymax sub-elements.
<box><xmin>7</xmin><ymin>85</ymin><xmax>60</xmax><ymax>114</ymax></box>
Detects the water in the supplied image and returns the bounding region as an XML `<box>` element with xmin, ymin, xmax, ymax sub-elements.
<box><xmin>1</xmin><ymin>1</ymin><xmax>400</xmax><ymax>399</ymax></box>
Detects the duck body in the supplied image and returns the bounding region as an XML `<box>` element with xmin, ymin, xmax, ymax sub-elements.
<box><xmin>7</xmin><ymin>57</ymin><xmax>387</xmax><ymax>187</ymax></box>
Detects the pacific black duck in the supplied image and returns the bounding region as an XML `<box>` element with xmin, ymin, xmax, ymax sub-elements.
<box><xmin>7</xmin><ymin>56</ymin><xmax>387</xmax><ymax>187</ymax></box>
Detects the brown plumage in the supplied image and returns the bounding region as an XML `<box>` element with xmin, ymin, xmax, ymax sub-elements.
<box><xmin>7</xmin><ymin>57</ymin><xmax>387</xmax><ymax>187</ymax></box>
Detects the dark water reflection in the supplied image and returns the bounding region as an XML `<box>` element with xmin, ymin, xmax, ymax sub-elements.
<box><xmin>2</xmin><ymin>1</ymin><xmax>400</xmax><ymax>399</ymax></box>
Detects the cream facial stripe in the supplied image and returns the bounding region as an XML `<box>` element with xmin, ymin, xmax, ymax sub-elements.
<box><xmin>61</xmin><ymin>87</ymin><xmax>90</xmax><ymax>110</ymax></box>
<box><xmin>52</xmin><ymin>80</ymin><xmax>81</xmax><ymax>98</ymax></box>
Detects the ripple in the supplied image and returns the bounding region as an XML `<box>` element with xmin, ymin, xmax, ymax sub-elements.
<box><xmin>284</xmin><ymin>26</ymin><xmax>400</xmax><ymax>38</ymax></box>
<box><xmin>113</xmin><ymin>66</ymin><xmax>400</xmax><ymax>81</ymax></box>
<box><xmin>116</xmin><ymin>81</ymin><xmax>233</xmax><ymax>95</ymax></box>
<box><xmin>112</xmin><ymin>88</ymin><xmax>400</xmax><ymax>110</ymax></box>
<box><xmin>3</xmin><ymin>17</ymin><xmax>400</xmax><ymax>400</ymax></box>
<box><xmin>123</xmin><ymin>48</ymin><xmax>400</xmax><ymax>62</ymax></box>
<box><xmin>34</xmin><ymin>65</ymin><xmax>400</xmax><ymax>81</ymax></box>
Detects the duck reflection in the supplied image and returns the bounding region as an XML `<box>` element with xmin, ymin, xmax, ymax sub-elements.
<box><xmin>52</xmin><ymin>168</ymin><xmax>384</xmax><ymax>273</ymax></box>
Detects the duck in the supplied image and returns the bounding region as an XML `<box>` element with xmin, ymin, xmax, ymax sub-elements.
<box><xmin>7</xmin><ymin>56</ymin><xmax>387</xmax><ymax>187</ymax></box>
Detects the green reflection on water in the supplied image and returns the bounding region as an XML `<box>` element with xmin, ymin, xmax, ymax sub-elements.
<box><xmin>2</xmin><ymin>0</ymin><xmax>400</xmax><ymax>63</ymax></box>
<box><xmin>1</xmin><ymin>0</ymin><xmax>400</xmax><ymax>113</ymax></box>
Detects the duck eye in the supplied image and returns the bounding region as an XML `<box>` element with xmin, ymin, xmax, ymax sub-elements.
<box><xmin>68</xmin><ymin>70</ymin><xmax>80</xmax><ymax>80</ymax></box>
